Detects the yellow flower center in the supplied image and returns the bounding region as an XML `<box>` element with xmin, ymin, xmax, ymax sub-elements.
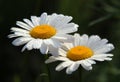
<box><xmin>30</xmin><ymin>24</ymin><xmax>56</xmax><ymax>39</ymax></box>
<box><xmin>67</xmin><ymin>46</ymin><xmax>93</xmax><ymax>61</ymax></box>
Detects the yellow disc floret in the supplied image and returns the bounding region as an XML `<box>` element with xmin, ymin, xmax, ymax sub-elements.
<box><xmin>30</xmin><ymin>24</ymin><xmax>56</xmax><ymax>39</ymax></box>
<box><xmin>67</xmin><ymin>46</ymin><xmax>93</xmax><ymax>61</ymax></box>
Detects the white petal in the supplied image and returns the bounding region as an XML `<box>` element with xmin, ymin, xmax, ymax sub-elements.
<box><xmin>74</xmin><ymin>33</ymin><xmax>81</xmax><ymax>46</ymax></box>
<box><xmin>66</xmin><ymin>63</ymin><xmax>79</xmax><ymax>74</ymax></box>
<box><xmin>58</xmin><ymin>48</ymin><xmax>67</xmax><ymax>56</ymax></box>
<box><xmin>60</xmin><ymin>34</ymin><xmax>74</xmax><ymax>43</ymax></box>
<box><xmin>23</xmin><ymin>18</ymin><xmax>34</xmax><ymax>27</ymax></box>
<box><xmin>79</xmin><ymin>34</ymin><xmax>89</xmax><ymax>46</ymax></box>
<box><xmin>86</xmin><ymin>59</ymin><xmax>96</xmax><ymax>64</ymax></box>
<box><xmin>56</xmin><ymin>61</ymin><xmax>72</xmax><ymax>71</ymax></box>
<box><xmin>82</xmin><ymin>60</ymin><xmax>91</xmax><ymax>67</ymax></box>
<box><xmin>55</xmin><ymin>57</ymin><xmax>70</xmax><ymax>61</ymax></box>
<box><xmin>69</xmin><ymin>63</ymin><xmax>80</xmax><ymax>72</ymax></box>
<box><xmin>58</xmin><ymin>23</ymin><xmax>78</xmax><ymax>34</ymax></box>
<box><xmin>49</xmin><ymin>46</ymin><xmax>59</xmax><ymax>56</ymax></box>
<box><xmin>44</xmin><ymin>38</ymin><xmax>62</xmax><ymax>48</ymax></box>
<box><xmin>21</xmin><ymin>39</ymin><xmax>35</xmax><ymax>51</ymax></box>
<box><xmin>39</xmin><ymin>13</ymin><xmax>48</xmax><ymax>24</ymax></box>
<box><xmin>8</xmin><ymin>34</ymin><xmax>17</xmax><ymax>38</ymax></box>
<box><xmin>90</xmin><ymin>54</ymin><xmax>113</xmax><ymax>61</ymax></box>
<box><xmin>50</xmin><ymin>39</ymin><xmax>61</xmax><ymax>48</ymax></box>
<box><xmin>87</xmin><ymin>35</ymin><xmax>101</xmax><ymax>49</ymax></box>
<box><xmin>22</xmin><ymin>39</ymin><xmax>43</xmax><ymax>51</ymax></box>
<box><xmin>50</xmin><ymin>15</ymin><xmax>62</xmax><ymax>26</ymax></box>
<box><xmin>61</xmin><ymin>16</ymin><xmax>73</xmax><ymax>23</ymax></box>
<box><xmin>31</xmin><ymin>16</ymin><xmax>39</xmax><ymax>26</ymax></box>
<box><xmin>63</xmin><ymin>43</ymin><xmax>74</xmax><ymax>50</ymax></box>
<box><xmin>14</xmin><ymin>32</ymin><xmax>30</xmax><ymax>37</ymax></box>
<box><xmin>66</xmin><ymin>67</ymin><xmax>72</xmax><ymax>74</ymax></box>
<box><xmin>44</xmin><ymin>39</ymin><xmax>54</xmax><ymax>46</ymax></box>
<box><xmin>50</xmin><ymin>13</ymin><xmax>57</xmax><ymax>17</ymax></box>
<box><xmin>49</xmin><ymin>15</ymin><xmax>65</xmax><ymax>27</ymax></box>
<box><xmin>53</xmin><ymin>34</ymin><xmax>74</xmax><ymax>44</ymax></box>
<box><xmin>94</xmin><ymin>44</ymin><xmax>114</xmax><ymax>54</ymax></box>
<box><xmin>52</xmin><ymin>34</ymin><xmax>67</xmax><ymax>40</ymax></box>
<box><xmin>40</xmin><ymin>42</ymin><xmax>48</xmax><ymax>54</ymax></box>
<box><xmin>49</xmin><ymin>14</ymin><xmax>73</xmax><ymax>28</ymax></box>
<box><xmin>45</xmin><ymin>56</ymin><xmax>69</xmax><ymax>63</ymax></box>
<box><xmin>47</xmin><ymin>14</ymin><xmax>57</xmax><ymax>24</ymax></box>
<box><xmin>45</xmin><ymin>56</ymin><xmax>58</xmax><ymax>63</ymax></box>
<box><xmin>104</xmin><ymin>57</ymin><xmax>112</xmax><ymax>61</ymax></box>
<box><xmin>11</xmin><ymin>27</ymin><xmax>29</xmax><ymax>33</ymax></box>
<box><xmin>54</xmin><ymin>16</ymin><xmax>73</xmax><ymax>28</ymax></box>
<box><xmin>16</xmin><ymin>21</ymin><xmax>31</xmax><ymax>30</ymax></box>
<box><xmin>60</xmin><ymin>44</ymin><xmax>69</xmax><ymax>52</ymax></box>
<box><xmin>58</xmin><ymin>15</ymin><xmax>72</xmax><ymax>24</ymax></box>
<box><xmin>90</xmin><ymin>39</ymin><xmax>108</xmax><ymax>50</ymax></box>
<box><xmin>94</xmin><ymin>54</ymin><xmax>113</xmax><ymax>57</ymax></box>
<box><xmin>81</xmin><ymin>63</ymin><xmax>92</xmax><ymax>71</ymax></box>
<box><xmin>32</xmin><ymin>39</ymin><xmax>42</xmax><ymax>49</ymax></box>
<box><xmin>8</xmin><ymin>33</ymin><xmax>29</xmax><ymax>38</ymax></box>
<box><xmin>87</xmin><ymin>35</ymin><xmax>101</xmax><ymax>44</ymax></box>
<box><xmin>90</xmin><ymin>58</ymin><xmax>104</xmax><ymax>61</ymax></box>
<box><xmin>12</xmin><ymin>37</ymin><xmax>32</xmax><ymax>46</ymax></box>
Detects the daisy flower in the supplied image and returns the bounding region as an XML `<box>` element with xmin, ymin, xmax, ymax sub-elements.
<box><xmin>45</xmin><ymin>33</ymin><xmax>114</xmax><ymax>74</ymax></box>
<box><xmin>8</xmin><ymin>12</ymin><xmax>78</xmax><ymax>54</ymax></box>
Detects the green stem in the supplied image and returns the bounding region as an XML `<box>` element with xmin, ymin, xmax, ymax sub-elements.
<box><xmin>44</xmin><ymin>55</ymin><xmax>51</xmax><ymax>82</ymax></box>
<box><xmin>78</xmin><ymin>67</ymin><xmax>82</xmax><ymax>82</ymax></box>
<box><xmin>36</xmin><ymin>54</ymin><xmax>51</xmax><ymax>82</ymax></box>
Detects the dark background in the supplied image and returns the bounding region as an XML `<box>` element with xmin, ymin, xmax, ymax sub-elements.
<box><xmin>0</xmin><ymin>0</ymin><xmax>120</xmax><ymax>82</ymax></box>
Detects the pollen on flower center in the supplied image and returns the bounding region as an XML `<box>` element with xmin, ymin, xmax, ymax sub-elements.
<box><xmin>30</xmin><ymin>24</ymin><xmax>56</xmax><ymax>39</ymax></box>
<box><xmin>67</xmin><ymin>46</ymin><xmax>93</xmax><ymax>61</ymax></box>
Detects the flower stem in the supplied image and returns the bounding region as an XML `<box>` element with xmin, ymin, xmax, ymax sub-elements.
<box><xmin>78</xmin><ymin>67</ymin><xmax>82</xmax><ymax>82</ymax></box>
<box><xmin>36</xmin><ymin>54</ymin><xmax>51</xmax><ymax>82</ymax></box>
<box><xmin>44</xmin><ymin>55</ymin><xmax>51</xmax><ymax>82</ymax></box>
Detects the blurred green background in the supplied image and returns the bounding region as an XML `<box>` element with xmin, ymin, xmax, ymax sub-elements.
<box><xmin>0</xmin><ymin>0</ymin><xmax>120</xmax><ymax>82</ymax></box>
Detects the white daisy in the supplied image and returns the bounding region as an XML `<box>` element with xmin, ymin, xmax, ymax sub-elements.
<box><xmin>8</xmin><ymin>12</ymin><xmax>78</xmax><ymax>54</ymax></box>
<box><xmin>45</xmin><ymin>33</ymin><xmax>114</xmax><ymax>74</ymax></box>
